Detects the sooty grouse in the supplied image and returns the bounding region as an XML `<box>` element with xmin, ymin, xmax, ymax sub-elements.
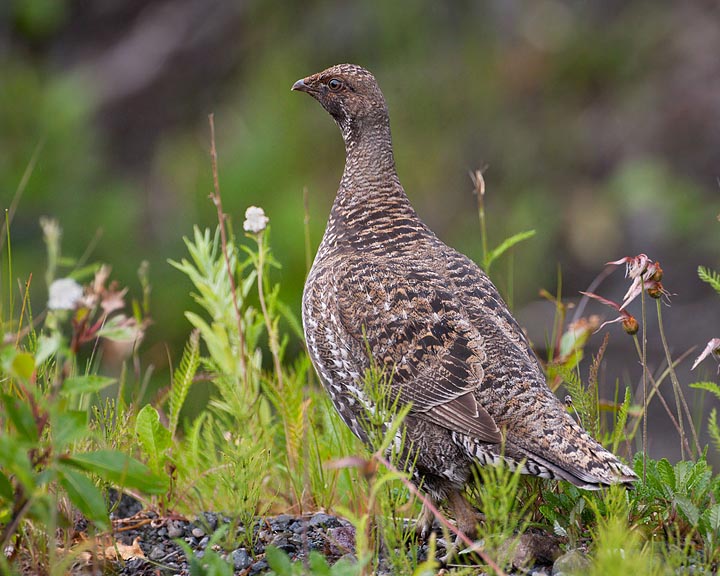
<box><xmin>293</xmin><ymin>64</ymin><xmax>637</xmax><ymax>536</ymax></box>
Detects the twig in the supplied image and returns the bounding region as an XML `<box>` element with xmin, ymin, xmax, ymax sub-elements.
<box><xmin>208</xmin><ymin>114</ymin><xmax>248</xmax><ymax>381</ymax></box>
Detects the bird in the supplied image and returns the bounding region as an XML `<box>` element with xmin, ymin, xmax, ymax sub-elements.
<box><xmin>292</xmin><ymin>63</ymin><xmax>638</xmax><ymax>538</ymax></box>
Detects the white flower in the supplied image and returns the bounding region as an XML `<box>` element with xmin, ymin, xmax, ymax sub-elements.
<box><xmin>243</xmin><ymin>206</ymin><xmax>269</xmax><ymax>233</ymax></box>
<box><xmin>48</xmin><ymin>278</ymin><xmax>83</xmax><ymax>310</ymax></box>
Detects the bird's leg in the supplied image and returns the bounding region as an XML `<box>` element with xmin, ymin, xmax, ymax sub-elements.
<box><xmin>448</xmin><ymin>489</ymin><xmax>481</xmax><ymax>540</ymax></box>
<box><xmin>415</xmin><ymin>500</ymin><xmax>436</xmax><ymax>540</ymax></box>
<box><xmin>439</xmin><ymin>489</ymin><xmax>485</xmax><ymax>564</ymax></box>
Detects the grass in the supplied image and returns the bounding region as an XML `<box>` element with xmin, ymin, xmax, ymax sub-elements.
<box><xmin>1</xmin><ymin>138</ymin><xmax>719</xmax><ymax>574</ymax></box>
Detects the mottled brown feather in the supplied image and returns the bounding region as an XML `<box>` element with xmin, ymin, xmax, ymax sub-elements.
<box><xmin>295</xmin><ymin>63</ymin><xmax>638</xmax><ymax>504</ymax></box>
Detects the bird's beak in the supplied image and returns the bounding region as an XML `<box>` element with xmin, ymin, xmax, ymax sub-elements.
<box><xmin>291</xmin><ymin>78</ymin><xmax>310</xmax><ymax>93</ymax></box>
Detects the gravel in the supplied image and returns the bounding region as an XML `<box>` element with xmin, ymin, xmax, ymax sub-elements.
<box><xmin>105</xmin><ymin>493</ymin><xmax>565</xmax><ymax>574</ymax></box>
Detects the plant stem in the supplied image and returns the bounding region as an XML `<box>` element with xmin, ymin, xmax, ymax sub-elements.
<box><xmin>656</xmin><ymin>298</ymin><xmax>700</xmax><ymax>458</ymax></box>
<box><xmin>374</xmin><ymin>452</ymin><xmax>507</xmax><ymax>575</ymax></box>
<box><xmin>208</xmin><ymin>114</ymin><xmax>247</xmax><ymax>382</ymax></box>
<box><xmin>641</xmin><ymin>288</ymin><xmax>647</xmax><ymax>483</ymax></box>
<box><xmin>255</xmin><ymin>233</ymin><xmax>284</xmax><ymax>392</ymax></box>
<box><xmin>471</xmin><ymin>170</ymin><xmax>489</xmax><ymax>271</ymax></box>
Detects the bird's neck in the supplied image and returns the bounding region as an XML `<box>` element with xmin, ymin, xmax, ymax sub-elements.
<box><xmin>321</xmin><ymin>122</ymin><xmax>421</xmax><ymax>249</ymax></box>
<box><xmin>334</xmin><ymin>121</ymin><xmax>410</xmax><ymax>211</ymax></box>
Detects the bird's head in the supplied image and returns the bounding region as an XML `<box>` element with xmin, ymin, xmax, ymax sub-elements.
<box><xmin>292</xmin><ymin>64</ymin><xmax>389</xmax><ymax>142</ymax></box>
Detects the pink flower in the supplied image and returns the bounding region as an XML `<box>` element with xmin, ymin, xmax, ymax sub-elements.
<box><xmin>691</xmin><ymin>338</ymin><xmax>720</xmax><ymax>372</ymax></box>
<box><xmin>607</xmin><ymin>254</ymin><xmax>669</xmax><ymax>309</ymax></box>
<box><xmin>579</xmin><ymin>291</ymin><xmax>639</xmax><ymax>335</ymax></box>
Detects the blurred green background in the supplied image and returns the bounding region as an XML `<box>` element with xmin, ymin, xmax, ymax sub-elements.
<box><xmin>2</xmin><ymin>1</ymin><xmax>719</xmax><ymax>459</ymax></box>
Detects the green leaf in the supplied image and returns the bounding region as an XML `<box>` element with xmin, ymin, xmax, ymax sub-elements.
<box><xmin>265</xmin><ymin>545</ymin><xmax>293</xmax><ymax>574</ymax></box>
<box><xmin>0</xmin><ymin>436</ymin><xmax>35</xmax><ymax>490</ymax></box>
<box><xmin>674</xmin><ymin>494</ymin><xmax>700</xmax><ymax>527</ymax></box>
<box><xmin>308</xmin><ymin>551</ymin><xmax>332</xmax><ymax>575</ymax></box>
<box><xmin>11</xmin><ymin>352</ymin><xmax>35</xmax><ymax>381</ymax></box>
<box><xmin>35</xmin><ymin>333</ymin><xmax>63</xmax><ymax>365</ymax></box>
<box><xmin>485</xmin><ymin>229</ymin><xmax>536</xmax><ymax>271</ymax></box>
<box><xmin>58</xmin><ymin>467</ymin><xmax>109</xmax><ymax>530</ymax></box>
<box><xmin>1</xmin><ymin>394</ymin><xmax>38</xmax><ymax>442</ymax></box>
<box><xmin>690</xmin><ymin>381</ymin><xmax>720</xmax><ymax>401</ymax></box>
<box><xmin>64</xmin><ymin>450</ymin><xmax>168</xmax><ymax>494</ymax></box>
<box><xmin>0</xmin><ymin>470</ymin><xmax>14</xmax><ymax>501</ymax></box>
<box><xmin>135</xmin><ymin>405</ymin><xmax>172</xmax><ymax>471</ymax></box>
<box><xmin>96</xmin><ymin>316</ymin><xmax>141</xmax><ymax>342</ymax></box>
<box><xmin>706</xmin><ymin>504</ymin><xmax>720</xmax><ymax>533</ymax></box>
<box><xmin>708</xmin><ymin>409</ymin><xmax>720</xmax><ymax>454</ymax></box>
<box><xmin>656</xmin><ymin>458</ymin><xmax>676</xmax><ymax>494</ymax></box>
<box><xmin>52</xmin><ymin>410</ymin><xmax>87</xmax><ymax>449</ymax></box>
<box><xmin>62</xmin><ymin>375</ymin><xmax>115</xmax><ymax>396</ymax></box>
<box><xmin>169</xmin><ymin>331</ymin><xmax>200</xmax><ymax>438</ymax></box>
<box><xmin>698</xmin><ymin>265</ymin><xmax>720</xmax><ymax>296</ymax></box>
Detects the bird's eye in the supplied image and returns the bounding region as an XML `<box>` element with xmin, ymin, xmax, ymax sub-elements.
<box><xmin>328</xmin><ymin>78</ymin><xmax>343</xmax><ymax>91</ymax></box>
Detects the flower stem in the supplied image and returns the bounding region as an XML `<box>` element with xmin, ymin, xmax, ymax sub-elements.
<box><xmin>641</xmin><ymin>288</ymin><xmax>647</xmax><ymax>483</ymax></box>
<box><xmin>656</xmin><ymin>298</ymin><xmax>700</xmax><ymax>458</ymax></box>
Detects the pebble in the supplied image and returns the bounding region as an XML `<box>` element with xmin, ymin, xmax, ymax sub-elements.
<box><xmin>552</xmin><ymin>549</ymin><xmax>590</xmax><ymax>575</ymax></box>
<box><xmin>231</xmin><ymin>547</ymin><xmax>252</xmax><ymax>570</ymax></box>
<box><xmin>108</xmin><ymin>508</ymin><xmax>565</xmax><ymax>575</ymax></box>
<box><xmin>148</xmin><ymin>544</ymin><xmax>166</xmax><ymax>561</ymax></box>
<box><xmin>308</xmin><ymin>512</ymin><xmax>337</xmax><ymax>528</ymax></box>
<box><xmin>167</xmin><ymin>520</ymin><xmax>185</xmax><ymax>538</ymax></box>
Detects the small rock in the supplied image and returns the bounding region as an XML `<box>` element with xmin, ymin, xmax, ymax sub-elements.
<box><xmin>199</xmin><ymin>536</ymin><xmax>209</xmax><ymax>548</ymax></box>
<box><xmin>232</xmin><ymin>548</ymin><xmax>252</xmax><ymax>570</ymax></box>
<box><xmin>553</xmin><ymin>549</ymin><xmax>590</xmax><ymax>576</ymax></box>
<box><xmin>167</xmin><ymin>520</ymin><xmax>185</xmax><ymax>538</ymax></box>
<box><xmin>272</xmin><ymin>514</ymin><xmax>293</xmax><ymax>530</ymax></box>
<box><xmin>270</xmin><ymin>535</ymin><xmax>296</xmax><ymax>553</ymax></box>
<box><xmin>326</xmin><ymin>525</ymin><xmax>356</xmax><ymax>556</ymax></box>
<box><xmin>291</xmin><ymin>520</ymin><xmax>306</xmax><ymax>534</ymax></box>
<box><xmin>308</xmin><ymin>513</ymin><xmax>337</xmax><ymax>528</ymax></box>
<box><xmin>203</xmin><ymin>512</ymin><xmax>219</xmax><ymax>531</ymax></box>
<box><xmin>249</xmin><ymin>559</ymin><xmax>269</xmax><ymax>575</ymax></box>
<box><xmin>191</xmin><ymin>527</ymin><xmax>205</xmax><ymax>538</ymax></box>
<box><xmin>148</xmin><ymin>545</ymin><xmax>166</xmax><ymax>561</ymax></box>
<box><xmin>509</xmin><ymin>530</ymin><xmax>562</xmax><ymax>569</ymax></box>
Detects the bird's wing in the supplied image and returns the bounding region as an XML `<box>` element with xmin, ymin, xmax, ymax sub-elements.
<box><xmin>336</xmin><ymin>262</ymin><xmax>501</xmax><ymax>444</ymax></box>
<box><xmin>443</xmin><ymin>251</ymin><xmax>545</xmax><ymax>376</ymax></box>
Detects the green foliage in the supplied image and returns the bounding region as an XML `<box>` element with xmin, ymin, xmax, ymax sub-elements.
<box><xmin>698</xmin><ymin>265</ymin><xmax>720</xmax><ymax>296</ymax></box>
<box><xmin>586</xmin><ymin>486</ymin><xmax>663</xmax><ymax>576</ymax></box>
<box><xmin>0</xmin><ymin>219</ymin><xmax>164</xmax><ymax>570</ymax></box>
<box><xmin>1</xmin><ymin>144</ymin><xmax>719</xmax><ymax>574</ymax></box>
<box><xmin>469</xmin><ymin>458</ymin><xmax>533</xmax><ymax>567</ymax></box>
<box><xmin>135</xmin><ymin>404</ymin><xmax>172</xmax><ymax>473</ymax></box>
<box><xmin>539</xmin><ymin>484</ymin><xmax>597</xmax><ymax>548</ymax></box>
<box><xmin>177</xmin><ymin>526</ymin><xmax>235</xmax><ymax>576</ymax></box>
<box><xmin>484</xmin><ymin>229</ymin><xmax>536</xmax><ymax>274</ymax></box>
<box><xmin>169</xmin><ymin>329</ymin><xmax>201</xmax><ymax>438</ymax></box>
<box><xmin>267</xmin><ymin>545</ymin><xmax>359</xmax><ymax>576</ymax></box>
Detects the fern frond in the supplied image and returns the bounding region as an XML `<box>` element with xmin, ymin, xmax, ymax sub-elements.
<box><xmin>698</xmin><ymin>266</ymin><xmax>720</xmax><ymax>296</ymax></box>
<box><xmin>612</xmin><ymin>386</ymin><xmax>632</xmax><ymax>453</ymax></box>
<box><xmin>708</xmin><ymin>409</ymin><xmax>720</xmax><ymax>454</ymax></box>
<box><xmin>169</xmin><ymin>329</ymin><xmax>201</xmax><ymax>438</ymax></box>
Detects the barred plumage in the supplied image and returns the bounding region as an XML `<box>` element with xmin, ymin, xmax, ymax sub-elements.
<box><xmin>293</xmin><ymin>63</ymin><xmax>637</xmax><ymax>536</ymax></box>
